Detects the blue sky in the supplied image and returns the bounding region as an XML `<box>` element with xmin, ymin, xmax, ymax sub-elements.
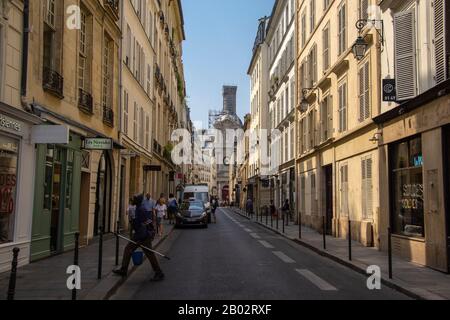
<box><xmin>181</xmin><ymin>0</ymin><xmax>274</xmax><ymax>128</ymax></box>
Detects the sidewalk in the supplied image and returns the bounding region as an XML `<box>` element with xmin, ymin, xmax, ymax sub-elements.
<box><xmin>230</xmin><ymin>207</ymin><xmax>450</xmax><ymax>300</ymax></box>
<box><xmin>0</xmin><ymin>221</ymin><xmax>173</xmax><ymax>300</ymax></box>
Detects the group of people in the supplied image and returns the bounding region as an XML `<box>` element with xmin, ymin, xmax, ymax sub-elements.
<box><xmin>114</xmin><ymin>193</ymin><xmax>180</xmax><ymax>282</ymax></box>
<box><xmin>246</xmin><ymin>198</ymin><xmax>291</xmax><ymax>219</ymax></box>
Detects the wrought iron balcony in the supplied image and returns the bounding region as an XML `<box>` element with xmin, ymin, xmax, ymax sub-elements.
<box><xmin>104</xmin><ymin>0</ymin><xmax>119</xmax><ymax>19</ymax></box>
<box><xmin>43</xmin><ymin>67</ymin><xmax>64</xmax><ymax>98</ymax></box>
<box><xmin>103</xmin><ymin>105</ymin><xmax>114</xmax><ymax>127</ymax></box>
<box><xmin>153</xmin><ymin>139</ymin><xmax>162</xmax><ymax>156</ymax></box>
<box><xmin>78</xmin><ymin>88</ymin><xmax>93</xmax><ymax>114</ymax></box>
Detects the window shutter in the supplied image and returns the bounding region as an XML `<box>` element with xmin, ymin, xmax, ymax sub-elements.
<box><xmin>361</xmin><ymin>159</ymin><xmax>367</xmax><ymax>218</ymax></box>
<box><xmin>364</xmin><ymin>62</ymin><xmax>370</xmax><ymax>119</ymax></box>
<box><xmin>366</xmin><ymin>157</ymin><xmax>373</xmax><ymax>219</ymax></box>
<box><xmin>433</xmin><ymin>0</ymin><xmax>447</xmax><ymax>84</ymax></box>
<box><xmin>328</xmin><ymin>95</ymin><xmax>333</xmax><ymax>138</ymax></box>
<box><xmin>359</xmin><ymin>67</ymin><xmax>365</xmax><ymax>122</ymax></box>
<box><xmin>360</xmin><ymin>0</ymin><xmax>369</xmax><ymax>20</ymax></box>
<box><xmin>394</xmin><ymin>8</ymin><xmax>417</xmax><ymax>100</ymax></box>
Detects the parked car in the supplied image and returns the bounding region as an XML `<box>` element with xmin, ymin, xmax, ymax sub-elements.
<box><xmin>182</xmin><ymin>185</ymin><xmax>211</xmax><ymax>222</ymax></box>
<box><xmin>175</xmin><ymin>200</ymin><xmax>209</xmax><ymax>228</ymax></box>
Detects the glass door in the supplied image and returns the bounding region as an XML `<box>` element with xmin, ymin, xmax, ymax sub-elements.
<box><xmin>49</xmin><ymin>147</ymin><xmax>63</xmax><ymax>253</ymax></box>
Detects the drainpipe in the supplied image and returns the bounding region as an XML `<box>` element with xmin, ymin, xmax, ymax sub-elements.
<box><xmin>20</xmin><ymin>0</ymin><xmax>30</xmax><ymax>111</ymax></box>
<box><xmin>116</xmin><ymin>0</ymin><xmax>125</xmax><ymax>228</ymax></box>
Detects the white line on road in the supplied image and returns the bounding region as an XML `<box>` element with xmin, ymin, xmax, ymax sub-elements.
<box><xmin>296</xmin><ymin>269</ymin><xmax>338</xmax><ymax>291</ymax></box>
<box><xmin>272</xmin><ymin>251</ymin><xmax>295</xmax><ymax>263</ymax></box>
<box><xmin>258</xmin><ymin>240</ymin><xmax>274</xmax><ymax>249</ymax></box>
<box><xmin>249</xmin><ymin>233</ymin><xmax>261</xmax><ymax>239</ymax></box>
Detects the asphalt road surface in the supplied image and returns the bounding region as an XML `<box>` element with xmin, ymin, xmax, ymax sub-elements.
<box><xmin>111</xmin><ymin>208</ymin><xmax>410</xmax><ymax>300</ymax></box>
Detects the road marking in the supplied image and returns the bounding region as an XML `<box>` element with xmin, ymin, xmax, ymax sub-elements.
<box><xmin>258</xmin><ymin>240</ymin><xmax>274</xmax><ymax>249</ymax></box>
<box><xmin>244</xmin><ymin>228</ymin><xmax>253</xmax><ymax>232</ymax></box>
<box><xmin>272</xmin><ymin>251</ymin><xmax>295</xmax><ymax>263</ymax></box>
<box><xmin>250</xmin><ymin>233</ymin><xmax>261</xmax><ymax>239</ymax></box>
<box><xmin>296</xmin><ymin>269</ymin><xmax>338</xmax><ymax>291</ymax></box>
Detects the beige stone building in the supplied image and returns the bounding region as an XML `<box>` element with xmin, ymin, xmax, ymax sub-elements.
<box><xmin>23</xmin><ymin>0</ymin><xmax>122</xmax><ymax>258</ymax></box>
<box><xmin>375</xmin><ymin>0</ymin><xmax>450</xmax><ymax>272</ymax></box>
<box><xmin>0</xmin><ymin>0</ymin><xmax>43</xmax><ymax>272</ymax></box>
<box><xmin>248</xmin><ymin>17</ymin><xmax>271</xmax><ymax>213</ymax></box>
<box><xmin>119</xmin><ymin>0</ymin><xmax>187</xmax><ymax>220</ymax></box>
<box><xmin>295</xmin><ymin>0</ymin><xmax>382</xmax><ymax>247</ymax></box>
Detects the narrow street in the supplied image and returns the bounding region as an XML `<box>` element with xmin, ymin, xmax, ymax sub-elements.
<box><xmin>111</xmin><ymin>208</ymin><xmax>409</xmax><ymax>300</ymax></box>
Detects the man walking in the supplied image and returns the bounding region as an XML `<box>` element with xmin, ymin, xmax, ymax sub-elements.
<box><xmin>143</xmin><ymin>193</ymin><xmax>156</xmax><ymax>220</ymax></box>
<box><xmin>246</xmin><ymin>198</ymin><xmax>254</xmax><ymax>218</ymax></box>
<box><xmin>114</xmin><ymin>194</ymin><xmax>165</xmax><ymax>281</ymax></box>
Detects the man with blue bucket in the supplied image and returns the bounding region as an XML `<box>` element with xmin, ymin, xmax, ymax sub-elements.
<box><xmin>114</xmin><ymin>194</ymin><xmax>165</xmax><ymax>282</ymax></box>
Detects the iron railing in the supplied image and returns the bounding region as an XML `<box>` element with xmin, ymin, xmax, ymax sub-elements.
<box><xmin>43</xmin><ymin>67</ymin><xmax>64</xmax><ymax>98</ymax></box>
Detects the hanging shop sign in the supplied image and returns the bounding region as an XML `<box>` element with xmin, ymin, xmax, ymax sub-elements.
<box><xmin>31</xmin><ymin>125</ymin><xmax>69</xmax><ymax>144</ymax></box>
<box><xmin>83</xmin><ymin>138</ymin><xmax>113</xmax><ymax>150</ymax></box>
<box><xmin>383</xmin><ymin>79</ymin><xmax>397</xmax><ymax>102</ymax></box>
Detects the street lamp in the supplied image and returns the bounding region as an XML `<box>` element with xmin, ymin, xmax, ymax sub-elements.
<box><xmin>352</xmin><ymin>19</ymin><xmax>385</xmax><ymax>61</ymax></box>
<box><xmin>352</xmin><ymin>36</ymin><xmax>368</xmax><ymax>61</ymax></box>
<box><xmin>300</xmin><ymin>88</ymin><xmax>320</xmax><ymax>113</ymax></box>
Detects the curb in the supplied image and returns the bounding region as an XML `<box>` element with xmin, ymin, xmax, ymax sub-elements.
<box><xmin>99</xmin><ymin>226</ymin><xmax>175</xmax><ymax>300</ymax></box>
<box><xmin>229</xmin><ymin>208</ymin><xmax>428</xmax><ymax>301</ymax></box>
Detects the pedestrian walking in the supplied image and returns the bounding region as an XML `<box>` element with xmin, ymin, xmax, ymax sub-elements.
<box><xmin>282</xmin><ymin>199</ymin><xmax>290</xmax><ymax>224</ymax></box>
<box><xmin>211</xmin><ymin>197</ymin><xmax>218</xmax><ymax>223</ymax></box>
<box><xmin>114</xmin><ymin>194</ymin><xmax>165</xmax><ymax>281</ymax></box>
<box><xmin>270</xmin><ymin>200</ymin><xmax>277</xmax><ymax>218</ymax></box>
<box><xmin>143</xmin><ymin>193</ymin><xmax>156</xmax><ymax>220</ymax></box>
<box><xmin>127</xmin><ymin>197</ymin><xmax>136</xmax><ymax>238</ymax></box>
<box><xmin>167</xmin><ymin>194</ymin><xmax>178</xmax><ymax>225</ymax></box>
<box><xmin>246</xmin><ymin>198</ymin><xmax>254</xmax><ymax>218</ymax></box>
<box><xmin>155</xmin><ymin>199</ymin><xmax>167</xmax><ymax>237</ymax></box>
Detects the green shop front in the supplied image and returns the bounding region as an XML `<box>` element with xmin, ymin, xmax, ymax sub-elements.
<box><xmin>31</xmin><ymin>133</ymin><xmax>82</xmax><ymax>261</ymax></box>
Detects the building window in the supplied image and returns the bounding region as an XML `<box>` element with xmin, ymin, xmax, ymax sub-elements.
<box><xmin>308</xmin><ymin>44</ymin><xmax>317</xmax><ymax>87</ymax></box>
<box><xmin>337</xmin><ymin>1</ymin><xmax>347</xmax><ymax>56</ymax></box>
<box><xmin>133</xmin><ymin>102</ymin><xmax>138</xmax><ymax>141</ymax></box>
<box><xmin>0</xmin><ymin>135</ymin><xmax>19</xmax><ymax>244</ymax></box>
<box><xmin>391</xmin><ymin>137</ymin><xmax>424</xmax><ymax>238</ymax></box>
<box><xmin>147</xmin><ymin>64</ymin><xmax>151</xmax><ymax>94</ymax></box>
<box><xmin>145</xmin><ymin>114</ymin><xmax>150</xmax><ymax>150</ymax></box>
<box><xmin>358</xmin><ymin>60</ymin><xmax>370</xmax><ymax>122</ymax></box>
<box><xmin>359</xmin><ymin>0</ymin><xmax>369</xmax><ymax>21</ymax></box>
<box><xmin>310</xmin><ymin>0</ymin><xmax>316</xmax><ymax>32</ymax></box>
<box><xmin>340</xmin><ymin>163</ymin><xmax>349</xmax><ymax>217</ymax></box>
<box><xmin>338</xmin><ymin>80</ymin><xmax>347</xmax><ymax>132</ymax></box>
<box><xmin>301</xmin><ymin>11</ymin><xmax>307</xmax><ymax>48</ymax></box>
<box><xmin>125</xmin><ymin>25</ymin><xmax>131</xmax><ymax>66</ymax></box>
<box><xmin>290</xmin><ymin>124</ymin><xmax>295</xmax><ymax>160</ymax></box>
<box><xmin>323</xmin><ymin>23</ymin><xmax>330</xmax><ymax>72</ymax></box>
<box><xmin>78</xmin><ymin>6</ymin><xmax>92</xmax><ymax>100</ymax></box>
<box><xmin>324</xmin><ymin>0</ymin><xmax>331</xmax><ymax>11</ymax></box>
<box><xmin>361</xmin><ymin>155</ymin><xmax>373</xmax><ymax>220</ymax></box>
<box><xmin>394</xmin><ymin>7</ymin><xmax>417</xmax><ymax>100</ymax></box>
<box><xmin>102</xmin><ymin>34</ymin><xmax>113</xmax><ymax>109</ymax></box>
<box><xmin>139</xmin><ymin>107</ymin><xmax>144</xmax><ymax>145</ymax></box>
<box><xmin>308</xmin><ymin>109</ymin><xmax>315</xmax><ymax>149</ymax></box>
<box><xmin>123</xmin><ymin>90</ymin><xmax>129</xmax><ymax>135</ymax></box>
<box><xmin>320</xmin><ymin>95</ymin><xmax>332</xmax><ymax>142</ymax></box>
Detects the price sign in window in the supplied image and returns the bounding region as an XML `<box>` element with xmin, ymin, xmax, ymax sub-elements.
<box><xmin>0</xmin><ymin>135</ymin><xmax>19</xmax><ymax>244</ymax></box>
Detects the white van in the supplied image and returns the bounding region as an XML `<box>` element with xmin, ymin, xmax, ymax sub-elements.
<box><xmin>182</xmin><ymin>185</ymin><xmax>211</xmax><ymax>222</ymax></box>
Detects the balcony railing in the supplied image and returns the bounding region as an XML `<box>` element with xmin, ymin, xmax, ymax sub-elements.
<box><xmin>104</xmin><ymin>0</ymin><xmax>119</xmax><ymax>19</ymax></box>
<box><xmin>78</xmin><ymin>88</ymin><xmax>93</xmax><ymax>114</ymax></box>
<box><xmin>153</xmin><ymin>139</ymin><xmax>162</xmax><ymax>156</ymax></box>
<box><xmin>43</xmin><ymin>67</ymin><xmax>64</xmax><ymax>98</ymax></box>
<box><xmin>103</xmin><ymin>105</ymin><xmax>114</xmax><ymax>127</ymax></box>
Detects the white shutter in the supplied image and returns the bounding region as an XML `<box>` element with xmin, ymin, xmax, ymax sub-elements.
<box><xmin>394</xmin><ymin>8</ymin><xmax>417</xmax><ymax>100</ymax></box>
<box><xmin>433</xmin><ymin>0</ymin><xmax>447</xmax><ymax>84</ymax></box>
<box><xmin>327</xmin><ymin>95</ymin><xmax>333</xmax><ymax>139</ymax></box>
<box><xmin>364</xmin><ymin>62</ymin><xmax>370</xmax><ymax>119</ymax></box>
<box><xmin>366</xmin><ymin>157</ymin><xmax>373</xmax><ymax>219</ymax></box>
<box><xmin>361</xmin><ymin>159</ymin><xmax>367</xmax><ymax>219</ymax></box>
<box><xmin>359</xmin><ymin>66</ymin><xmax>364</xmax><ymax>122</ymax></box>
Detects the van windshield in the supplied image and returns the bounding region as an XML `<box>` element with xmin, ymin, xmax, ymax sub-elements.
<box><xmin>183</xmin><ymin>192</ymin><xmax>209</xmax><ymax>203</ymax></box>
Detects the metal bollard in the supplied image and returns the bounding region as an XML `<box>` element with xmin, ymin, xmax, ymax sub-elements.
<box><xmin>98</xmin><ymin>227</ymin><xmax>104</xmax><ymax>280</ymax></box>
<box><xmin>348</xmin><ymin>219</ymin><xmax>352</xmax><ymax>261</ymax></box>
<box><xmin>322</xmin><ymin>216</ymin><xmax>327</xmax><ymax>250</ymax></box>
<box><xmin>115</xmin><ymin>221</ymin><xmax>120</xmax><ymax>266</ymax></box>
<box><xmin>7</xmin><ymin>247</ymin><xmax>20</xmax><ymax>301</ymax></box>
<box><xmin>388</xmin><ymin>227</ymin><xmax>393</xmax><ymax>279</ymax></box>
<box><xmin>72</xmin><ymin>232</ymin><xmax>80</xmax><ymax>300</ymax></box>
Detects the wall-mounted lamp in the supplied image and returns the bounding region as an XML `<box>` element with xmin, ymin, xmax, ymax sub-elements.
<box><xmin>352</xmin><ymin>19</ymin><xmax>385</xmax><ymax>61</ymax></box>
<box><xmin>369</xmin><ymin>132</ymin><xmax>383</xmax><ymax>143</ymax></box>
<box><xmin>300</xmin><ymin>88</ymin><xmax>320</xmax><ymax>113</ymax></box>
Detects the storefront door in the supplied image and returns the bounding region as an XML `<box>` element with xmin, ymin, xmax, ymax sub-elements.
<box><xmin>324</xmin><ymin>165</ymin><xmax>333</xmax><ymax>235</ymax></box>
<box><xmin>31</xmin><ymin>135</ymin><xmax>82</xmax><ymax>261</ymax></box>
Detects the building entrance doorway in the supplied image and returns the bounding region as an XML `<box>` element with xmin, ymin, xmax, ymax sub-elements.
<box><xmin>94</xmin><ymin>152</ymin><xmax>113</xmax><ymax>235</ymax></box>
<box><xmin>324</xmin><ymin>165</ymin><xmax>333</xmax><ymax>235</ymax></box>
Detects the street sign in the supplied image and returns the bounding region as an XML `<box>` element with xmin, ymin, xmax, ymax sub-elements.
<box><xmin>144</xmin><ymin>165</ymin><xmax>162</xmax><ymax>172</ymax></box>
<box><xmin>83</xmin><ymin>138</ymin><xmax>113</xmax><ymax>150</ymax></box>
<box><xmin>383</xmin><ymin>79</ymin><xmax>397</xmax><ymax>102</ymax></box>
<box><xmin>31</xmin><ymin>125</ymin><xmax>69</xmax><ymax>144</ymax></box>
